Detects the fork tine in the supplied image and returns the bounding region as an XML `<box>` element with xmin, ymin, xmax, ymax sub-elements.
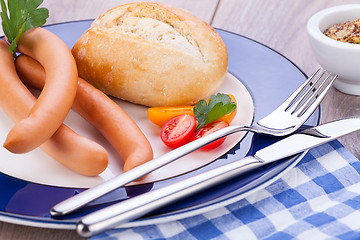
<box><xmin>296</xmin><ymin>72</ymin><xmax>337</xmax><ymax>117</ymax></box>
<box><xmin>281</xmin><ymin>68</ymin><xmax>321</xmax><ymax>110</ymax></box>
<box><xmin>287</xmin><ymin>70</ymin><xmax>326</xmax><ymax>113</ymax></box>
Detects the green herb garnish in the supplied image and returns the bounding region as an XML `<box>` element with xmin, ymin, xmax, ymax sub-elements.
<box><xmin>0</xmin><ymin>0</ymin><xmax>49</xmax><ymax>55</ymax></box>
<box><xmin>193</xmin><ymin>93</ymin><xmax>236</xmax><ymax>131</ymax></box>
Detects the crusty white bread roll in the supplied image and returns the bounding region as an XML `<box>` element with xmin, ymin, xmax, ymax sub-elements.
<box><xmin>72</xmin><ymin>2</ymin><xmax>228</xmax><ymax>107</ymax></box>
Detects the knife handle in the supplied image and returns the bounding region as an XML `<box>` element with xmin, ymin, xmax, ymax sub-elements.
<box><xmin>76</xmin><ymin>156</ymin><xmax>263</xmax><ymax>237</ymax></box>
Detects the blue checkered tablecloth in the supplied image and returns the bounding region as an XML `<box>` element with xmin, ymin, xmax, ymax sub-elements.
<box><xmin>91</xmin><ymin>140</ymin><xmax>360</xmax><ymax>240</ymax></box>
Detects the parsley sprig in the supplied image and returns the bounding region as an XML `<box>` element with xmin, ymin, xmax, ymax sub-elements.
<box><xmin>0</xmin><ymin>0</ymin><xmax>49</xmax><ymax>55</ymax></box>
<box><xmin>193</xmin><ymin>93</ymin><xmax>236</xmax><ymax>131</ymax></box>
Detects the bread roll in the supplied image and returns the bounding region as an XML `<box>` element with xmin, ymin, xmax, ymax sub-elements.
<box><xmin>72</xmin><ymin>2</ymin><xmax>228</xmax><ymax>107</ymax></box>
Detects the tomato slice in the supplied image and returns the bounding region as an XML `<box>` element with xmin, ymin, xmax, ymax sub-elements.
<box><xmin>160</xmin><ymin>114</ymin><xmax>196</xmax><ymax>149</ymax></box>
<box><xmin>148</xmin><ymin>94</ymin><xmax>237</xmax><ymax>127</ymax></box>
<box><xmin>191</xmin><ymin>121</ymin><xmax>229</xmax><ymax>150</ymax></box>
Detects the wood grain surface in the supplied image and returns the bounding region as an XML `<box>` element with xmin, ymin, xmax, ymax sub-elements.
<box><xmin>0</xmin><ymin>1</ymin><xmax>359</xmax><ymax>239</ymax></box>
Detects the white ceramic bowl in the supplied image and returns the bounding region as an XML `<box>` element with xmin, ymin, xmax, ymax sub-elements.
<box><xmin>307</xmin><ymin>4</ymin><xmax>360</xmax><ymax>95</ymax></box>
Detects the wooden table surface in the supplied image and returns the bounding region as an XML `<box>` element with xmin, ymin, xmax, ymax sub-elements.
<box><xmin>1</xmin><ymin>0</ymin><xmax>359</xmax><ymax>239</ymax></box>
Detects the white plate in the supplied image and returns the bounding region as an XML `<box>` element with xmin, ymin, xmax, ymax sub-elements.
<box><xmin>0</xmin><ymin>73</ymin><xmax>253</xmax><ymax>188</ymax></box>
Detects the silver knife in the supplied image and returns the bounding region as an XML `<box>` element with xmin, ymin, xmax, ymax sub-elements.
<box><xmin>76</xmin><ymin>118</ymin><xmax>360</xmax><ymax>237</ymax></box>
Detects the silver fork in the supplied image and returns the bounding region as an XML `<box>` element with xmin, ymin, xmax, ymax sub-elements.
<box><xmin>50</xmin><ymin>69</ymin><xmax>337</xmax><ymax>217</ymax></box>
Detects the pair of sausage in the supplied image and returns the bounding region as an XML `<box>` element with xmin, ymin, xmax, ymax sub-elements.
<box><xmin>1</xmin><ymin>27</ymin><xmax>153</xmax><ymax>177</ymax></box>
<box><xmin>0</xmin><ymin>40</ymin><xmax>107</xmax><ymax>176</ymax></box>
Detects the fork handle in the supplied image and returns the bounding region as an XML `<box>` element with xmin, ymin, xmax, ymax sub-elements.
<box><xmin>76</xmin><ymin>156</ymin><xmax>263</xmax><ymax>237</ymax></box>
<box><xmin>50</xmin><ymin>124</ymin><xmax>253</xmax><ymax>217</ymax></box>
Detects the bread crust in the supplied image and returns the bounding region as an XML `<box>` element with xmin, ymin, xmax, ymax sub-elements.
<box><xmin>72</xmin><ymin>2</ymin><xmax>228</xmax><ymax>106</ymax></box>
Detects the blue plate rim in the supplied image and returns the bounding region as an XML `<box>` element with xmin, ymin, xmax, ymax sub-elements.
<box><xmin>0</xmin><ymin>19</ymin><xmax>320</xmax><ymax>229</ymax></box>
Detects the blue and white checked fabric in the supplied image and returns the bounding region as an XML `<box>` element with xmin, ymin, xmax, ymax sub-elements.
<box><xmin>91</xmin><ymin>140</ymin><xmax>360</xmax><ymax>240</ymax></box>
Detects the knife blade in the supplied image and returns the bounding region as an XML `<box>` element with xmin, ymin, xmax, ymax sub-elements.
<box><xmin>76</xmin><ymin>118</ymin><xmax>360</xmax><ymax>237</ymax></box>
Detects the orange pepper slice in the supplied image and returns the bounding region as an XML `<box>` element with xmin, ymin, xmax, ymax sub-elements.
<box><xmin>147</xmin><ymin>94</ymin><xmax>237</xmax><ymax>127</ymax></box>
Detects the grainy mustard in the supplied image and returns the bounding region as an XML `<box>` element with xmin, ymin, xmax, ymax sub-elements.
<box><xmin>323</xmin><ymin>18</ymin><xmax>360</xmax><ymax>44</ymax></box>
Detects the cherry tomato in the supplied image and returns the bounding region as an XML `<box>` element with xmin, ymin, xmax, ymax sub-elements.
<box><xmin>148</xmin><ymin>94</ymin><xmax>237</xmax><ymax>127</ymax></box>
<box><xmin>191</xmin><ymin>121</ymin><xmax>229</xmax><ymax>150</ymax></box>
<box><xmin>160</xmin><ymin>114</ymin><xmax>196</xmax><ymax>149</ymax></box>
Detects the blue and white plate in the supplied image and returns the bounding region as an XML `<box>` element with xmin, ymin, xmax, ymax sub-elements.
<box><xmin>0</xmin><ymin>20</ymin><xmax>319</xmax><ymax>229</ymax></box>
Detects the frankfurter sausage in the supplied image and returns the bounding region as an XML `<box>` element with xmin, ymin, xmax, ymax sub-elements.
<box><xmin>3</xmin><ymin>27</ymin><xmax>78</xmax><ymax>153</ymax></box>
<box><xmin>15</xmin><ymin>55</ymin><xmax>153</xmax><ymax>174</ymax></box>
<box><xmin>0</xmin><ymin>41</ymin><xmax>108</xmax><ymax>176</ymax></box>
